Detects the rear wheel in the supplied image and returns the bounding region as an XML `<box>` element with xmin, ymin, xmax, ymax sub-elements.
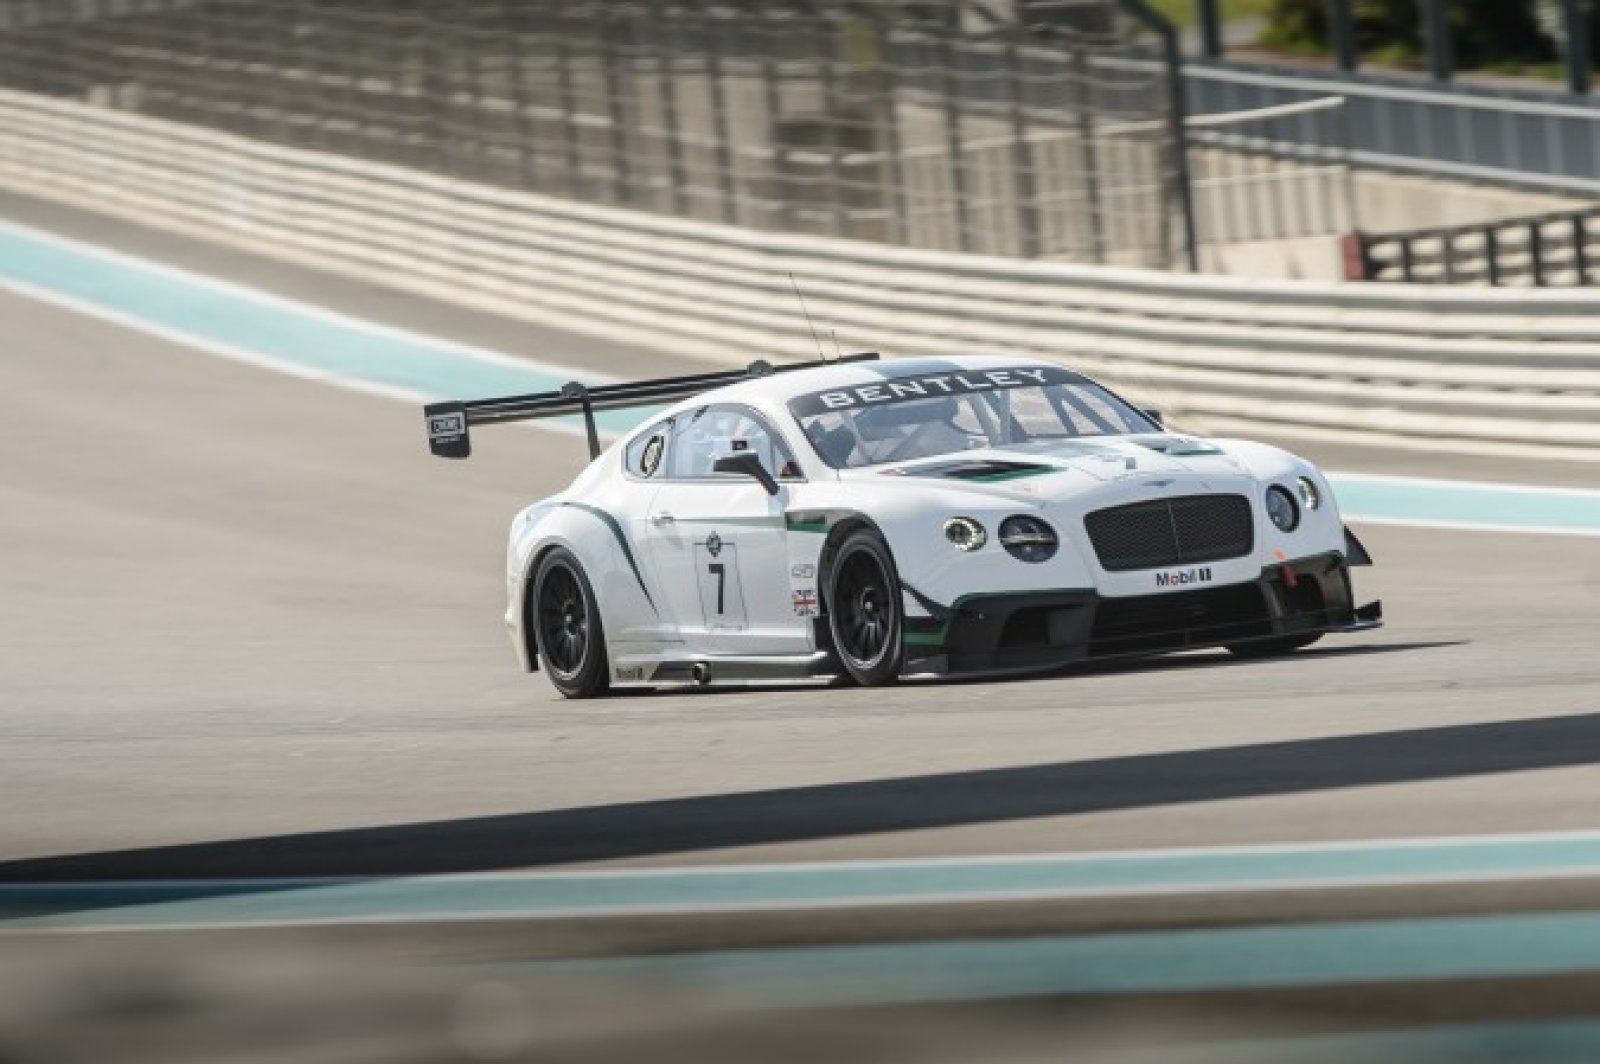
<box><xmin>532</xmin><ymin>548</ymin><xmax>610</xmax><ymax>699</ymax></box>
<box><xmin>826</xmin><ymin>530</ymin><xmax>903</xmax><ymax>686</ymax></box>
<box><xmin>1226</xmin><ymin>633</ymin><xmax>1322</xmax><ymax>659</ymax></box>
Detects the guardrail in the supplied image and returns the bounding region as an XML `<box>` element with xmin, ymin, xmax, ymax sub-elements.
<box><xmin>1358</xmin><ymin>206</ymin><xmax>1600</xmax><ymax>287</ymax></box>
<box><xmin>2</xmin><ymin>89</ymin><xmax>1599</xmax><ymax>457</ymax></box>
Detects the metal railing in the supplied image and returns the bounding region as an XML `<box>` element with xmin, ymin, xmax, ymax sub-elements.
<box><xmin>1181</xmin><ymin>61</ymin><xmax>1600</xmax><ymax>199</ymax></box>
<box><xmin>1113</xmin><ymin>0</ymin><xmax>1600</xmax><ymax>200</ymax></box>
<box><xmin>1358</xmin><ymin>205</ymin><xmax>1600</xmax><ymax>287</ymax></box>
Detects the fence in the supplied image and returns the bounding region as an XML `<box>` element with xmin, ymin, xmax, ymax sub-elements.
<box><xmin>4</xmin><ymin>89</ymin><xmax>1599</xmax><ymax>458</ymax></box>
<box><xmin>1177</xmin><ymin>0</ymin><xmax>1600</xmax><ymax>197</ymax></box>
<box><xmin>1182</xmin><ymin>61</ymin><xmax>1600</xmax><ymax>199</ymax></box>
<box><xmin>1183</xmin><ymin>0</ymin><xmax>1594</xmax><ymax>95</ymax></box>
<box><xmin>0</xmin><ymin>0</ymin><xmax>1193</xmax><ymax>267</ymax></box>
<box><xmin>1359</xmin><ymin>205</ymin><xmax>1600</xmax><ymax>286</ymax></box>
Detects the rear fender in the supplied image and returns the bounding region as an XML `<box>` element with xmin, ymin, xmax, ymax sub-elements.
<box><xmin>508</xmin><ymin>502</ymin><xmax>656</xmax><ymax>673</ymax></box>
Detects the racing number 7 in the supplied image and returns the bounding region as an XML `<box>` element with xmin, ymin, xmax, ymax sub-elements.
<box><xmin>707</xmin><ymin>562</ymin><xmax>726</xmax><ymax>614</ymax></box>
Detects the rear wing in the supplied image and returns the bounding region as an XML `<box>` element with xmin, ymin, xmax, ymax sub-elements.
<box><xmin>423</xmin><ymin>352</ymin><xmax>879</xmax><ymax>460</ymax></box>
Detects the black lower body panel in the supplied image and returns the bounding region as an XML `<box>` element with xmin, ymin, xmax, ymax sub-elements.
<box><xmin>903</xmin><ymin>553</ymin><xmax>1379</xmax><ymax>677</ymax></box>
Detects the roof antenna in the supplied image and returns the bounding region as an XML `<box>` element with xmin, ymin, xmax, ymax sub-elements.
<box><xmin>829</xmin><ymin>329</ymin><xmax>844</xmax><ymax>360</ymax></box>
<box><xmin>789</xmin><ymin>272</ymin><xmax>828</xmax><ymax>361</ymax></box>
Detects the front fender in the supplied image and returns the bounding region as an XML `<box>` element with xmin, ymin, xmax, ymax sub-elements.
<box><xmin>793</xmin><ymin>490</ymin><xmax>1099</xmax><ymax>619</ymax></box>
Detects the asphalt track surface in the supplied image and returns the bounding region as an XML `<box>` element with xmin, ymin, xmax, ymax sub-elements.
<box><xmin>5</xmin><ymin>192</ymin><xmax>1600</xmax><ymax>1060</ymax></box>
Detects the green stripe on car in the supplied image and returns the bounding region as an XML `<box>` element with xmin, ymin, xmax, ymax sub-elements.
<box><xmin>560</xmin><ymin>502</ymin><xmax>655</xmax><ymax>611</ymax></box>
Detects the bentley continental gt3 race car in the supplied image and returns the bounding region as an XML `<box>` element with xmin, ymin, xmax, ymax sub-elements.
<box><xmin>424</xmin><ymin>353</ymin><xmax>1381</xmax><ymax>698</ymax></box>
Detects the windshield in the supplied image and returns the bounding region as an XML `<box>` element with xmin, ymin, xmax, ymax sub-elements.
<box><xmin>788</xmin><ymin>365</ymin><xmax>1157</xmax><ymax>469</ymax></box>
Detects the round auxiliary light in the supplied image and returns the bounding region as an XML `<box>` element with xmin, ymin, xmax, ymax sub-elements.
<box><xmin>1266</xmin><ymin>485</ymin><xmax>1300</xmax><ymax>533</ymax></box>
<box><xmin>1296</xmin><ymin>475</ymin><xmax>1322</xmax><ymax>511</ymax></box>
<box><xmin>999</xmin><ymin>515</ymin><xmax>1059</xmax><ymax>563</ymax></box>
<box><xmin>944</xmin><ymin>516</ymin><xmax>987</xmax><ymax>552</ymax></box>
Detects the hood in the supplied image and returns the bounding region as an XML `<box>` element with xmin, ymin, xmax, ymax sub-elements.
<box><xmin>856</xmin><ymin>435</ymin><xmax>1254</xmax><ymax>501</ymax></box>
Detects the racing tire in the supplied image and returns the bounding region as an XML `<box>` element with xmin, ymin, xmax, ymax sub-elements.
<box><xmin>1225</xmin><ymin>633</ymin><xmax>1322</xmax><ymax>659</ymax></box>
<box><xmin>825</xmin><ymin>529</ymin><xmax>903</xmax><ymax>687</ymax></box>
<box><xmin>531</xmin><ymin>548</ymin><xmax>611</xmax><ymax>699</ymax></box>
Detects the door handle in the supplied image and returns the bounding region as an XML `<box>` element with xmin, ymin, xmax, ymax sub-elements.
<box><xmin>650</xmin><ymin>511</ymin><xmax>675</xmax><ymax>525</ymax></box>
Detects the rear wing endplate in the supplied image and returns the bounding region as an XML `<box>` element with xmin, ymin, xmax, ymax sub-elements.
<box><xmin>424</xmin><ymin>353</ymin><xmax>879</xmax><ymax>460</ymax></box>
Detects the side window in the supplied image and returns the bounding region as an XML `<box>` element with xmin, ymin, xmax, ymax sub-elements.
<box><xmin>624</xmin><ymin>419</ymin><xmax>671</xmax><ymax>479</ymax></box>
<box><xmin>667</xmin><ymin>405</ymin><xmax>801</xmax><ymax>480</ymax></box>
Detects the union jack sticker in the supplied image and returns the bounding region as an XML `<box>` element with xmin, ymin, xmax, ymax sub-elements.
<box><xmin>791</xmin><ymin>588</ymin><xmax>819</xmax><ymax>617</ymax></box>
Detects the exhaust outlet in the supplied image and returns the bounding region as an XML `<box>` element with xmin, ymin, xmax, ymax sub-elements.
<box><xmin>690</xmin><ymin>662</ymin><xmax>712</xmax><ymax>686</ymax></box>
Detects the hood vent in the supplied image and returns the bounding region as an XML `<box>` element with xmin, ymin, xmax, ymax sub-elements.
<box><xmin>888</xmin><ymin>459</ymin><xmax>1056</xmax><ymax>483</ymax></box>
<box><xmin>1134</xmin><ymin>436</ymin><xmax>1223</xmax><ymax>457</ymax></box>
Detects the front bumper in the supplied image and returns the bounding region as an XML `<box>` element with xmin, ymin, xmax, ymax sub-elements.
<box><xmin>902</xmin><ymin>552</ymin><xmax>1380</xmax><ymax>676</ymax></box>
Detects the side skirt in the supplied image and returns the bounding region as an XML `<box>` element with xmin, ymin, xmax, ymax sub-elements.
<box><xmin>608</xmin><ymin>651</ymin><xmax>834</xmax><ymax>689</ymax></box>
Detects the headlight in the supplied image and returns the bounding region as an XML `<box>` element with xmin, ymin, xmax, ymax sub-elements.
<box><xmin>1266</xmin><ymin>486</ymin><xmax>1300</xmax><ymax>532</ymax></box>
<box><xmin>999</xmin><ymin>515</ymin><xmax>1058</xmax><ymax>563</ymax></box>
<box><xmin>944</xmin><ymin>516</ymin><xmax>987</xmax><ymax>551</ymax></box>
<box><xmin>1296</xmin><ymin>476</ymin><xmax>1322</xmax><ymax>511</ymax></box>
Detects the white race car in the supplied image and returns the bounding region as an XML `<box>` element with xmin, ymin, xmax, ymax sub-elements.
<box><xmin>425</xmin><ymin>354</ymin><xmax>1380</xmax><ymax>698</ymax></box>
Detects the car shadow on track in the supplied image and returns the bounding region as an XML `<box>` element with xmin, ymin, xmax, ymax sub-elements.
<box><xmin>630</xmin><ymin>639</ymin><xmax>1464</xmax><ymax>699</ymax></box>
<box><xmin>1066</xmin><ymin>639</ymin><xmax>1467</xmax><ymax>681</ymax></box>
<box><xmin>3</xmin><ymin>706</ymin><xmax>1597</xmax><ymax>903</ymax></box>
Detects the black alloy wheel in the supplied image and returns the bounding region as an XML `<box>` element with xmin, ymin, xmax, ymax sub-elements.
<box><xmin>826</xmin><ymin>529</ymin><xmax>903</xmax><ymax>686</ymax></box>
<box><xmin>532</xmin><ymin>548</ymin><xmax>610</xmax><ymax>698</ymax></box>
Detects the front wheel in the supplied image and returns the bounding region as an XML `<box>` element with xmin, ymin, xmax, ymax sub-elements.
<box><xmin>825</xmin><ymin>530</ymin><xmax>903</xmax><ymax>686</ymax></box>
<box><xmin>1226</xmin><ymin>633</ymin><xmax>1322</xmax><ymax>659</ymax></box>
<box><xmin>532</xmin><ymin>548</ymin><xmax>610</xmax><ymax>699</ymax></box>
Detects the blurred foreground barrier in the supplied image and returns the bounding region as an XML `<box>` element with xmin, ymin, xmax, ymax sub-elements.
<box><xmin>2</xmin><ymin>89</ymin><xmax>1599</xmax><ymax>457</ymax></box>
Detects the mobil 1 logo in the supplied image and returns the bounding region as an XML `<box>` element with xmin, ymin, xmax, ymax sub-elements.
<box><xmin>1155</xmin><ymin>566</ymin><xmax>1212</xmax><ymax>589</ymax></box>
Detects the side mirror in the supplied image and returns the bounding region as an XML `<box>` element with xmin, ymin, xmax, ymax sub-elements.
<box><xmin>1141</xmin><ymin>407</ymin><xmax>1164</xmax><ymax>429</ymax></box>
<box><xmin>712</xmin><ymin>452</ymin><xmax>779</xmax><ymax>496</ymax></box>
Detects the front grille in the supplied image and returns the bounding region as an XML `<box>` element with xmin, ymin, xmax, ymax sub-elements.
<box><xmin>1083</xmin><ymin>494</ymin><xmax>1254</xmax><ymax>572</ymax></box>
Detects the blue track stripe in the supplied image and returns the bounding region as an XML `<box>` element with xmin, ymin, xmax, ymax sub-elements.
<box><xmin>1332</xmin><ymin>473</ymin><xmax>1600</xmax><ymax>535</ymax></box>
<box><xmin>10</xmin><ymin>831</ymin><xmax>1600</xmax><ymax>929</ymax></box>
<box><xmin>0</xmin><ymin>221</ymin><xmax>650</xmax><ymax>435</ymax></box>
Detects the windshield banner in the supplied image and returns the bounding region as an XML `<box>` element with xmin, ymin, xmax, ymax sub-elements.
<box><xmin>788</xmin><ymin>365</ymin><xmax>1084</xmax><ymax>417</ymax></box>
